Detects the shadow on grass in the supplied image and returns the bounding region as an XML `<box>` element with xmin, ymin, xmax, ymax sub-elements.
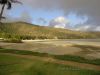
<box><xmin>0</xmin><ymin>48</ymin><xmax>100</xmax><ymax>65</ymax></box>
<box><xmin>72</xmin><ymin>45</ymin><xmax>100</xmax><ymax>51</ymax></box>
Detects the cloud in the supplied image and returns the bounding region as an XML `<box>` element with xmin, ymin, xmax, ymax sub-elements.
<box><xmin>0</xmin><ymin>0</ymin><xmax>100</xmax><ymax>31</ymax></box>
<box><xmin>2</xmin><ymin>11</ymin><xmax>32</xmax><ymax>23</ymax></box>
<box><xmin>1</xmin><ymin>0</ymin><xmax>100</xmax><ymax>25</ymax></box>
<box><xmin>49</xmin><ymin>16</ymin><xmax>100</xmax><ymax>32</ymax></box>
<box><xmin>21</xmin><ymin>0</ymin><xmax>100</xmax><ymax>24</ymax></box>
<box><xmin>73</xmin><ymin>24</ymin><xmax>100</xmax><ymax>31</ymax></box>
<box><xmin>21</xmin><ymin>0</ymin><xmax>100</xmax><ymax>31</ymax></box>
<box><xmin>35</xmin><ymin>18</ymin><xmax>47</xmax><ymax>25</ymax></box>
<box><xmin>49</xmin><ymin>16</ymin><xmax>70</xmax><ymax>28</ymax></box>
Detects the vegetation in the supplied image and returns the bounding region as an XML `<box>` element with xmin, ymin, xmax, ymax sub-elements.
<box><xmin>0</xmin><ymin>53</ymin><xmax>100</xmax><ymax>75</ymax></box>
<box><xmin>0</xmin><ymin>0</ymin><xmax>22</xmax><ymax>22</ymax></box>
<box><xmin>0</xmin><ymin>48</ymin><xmax>100</xmax><ymax>65</ymax></box>
<box><xmin>53</xmin><ymin>55</ymin><xmax>100</xmax><ymax>65</ymax></box>
<box><xmin>0</xmin><ymin>22</ymin><xmax>100</xmax><ymax>40</ymax></box>
<box><xmin>0</xmin><ymin>48</ymin><xmax>50</xmax><ymax>57</ymax></box>
<box><xmin>3</xmin><ymin>38</ymin><xmax>22</xmax><ymax>43</ymax></box>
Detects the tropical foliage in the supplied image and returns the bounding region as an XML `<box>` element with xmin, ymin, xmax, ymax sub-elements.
<box><xmin>0</xmin><ymin>0</ymin><xmax>22</xmax><ymax>22</ymax></box>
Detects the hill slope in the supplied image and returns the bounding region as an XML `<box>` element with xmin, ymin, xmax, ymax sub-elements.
<box><xmin>0</xmin><ymin>22</ymin><xmax>100</xmax><ymax>39</ymax></box>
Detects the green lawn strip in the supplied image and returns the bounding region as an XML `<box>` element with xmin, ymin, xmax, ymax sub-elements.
<box><xmin>0</xmin><ymin>48</ymin><xmax>100</xmax><ymax>65</ymax></box>
<box><xmin>0</xmin><ymin>48</ymin><xmax>49</xmax><ymax>57</ymax></box>
<box><xmin>53</xmin><ymin>55</ymin><xmax>100</xmax><ymax>65</ymax></box>
<box><xmin>0</xmin><ymin>54</ymin><xmax>100</xmax><ymax>75</ymax></box>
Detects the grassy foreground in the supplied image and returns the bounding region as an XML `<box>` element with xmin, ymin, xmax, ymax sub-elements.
<box><xmin>0</xmin><ymin>53</ymin><xmax>100</xmax><ymax>75</ymax></box>
<box><xmin>0</xmin><ymin>48</ymin><xmax>100</xmax><ymax>65</ymax></box>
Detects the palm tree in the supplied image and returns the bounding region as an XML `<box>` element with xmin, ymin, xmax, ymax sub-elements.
<box><xmin>0</xmin><ymin>0</ymin><xmax>22</xmax><ymax>23</ymax></box>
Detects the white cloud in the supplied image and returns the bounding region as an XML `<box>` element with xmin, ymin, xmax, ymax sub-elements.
<box><xmin>73</xmin><ymin>24</ymin><xmax>100</xmax><ymax>31</ymax></box>
<box><xmin>54</xmin><ymin>24</ymin><xmax>66</xmax><ymax>28</ymax></box>
<box><xmin>94</xmin><ymin>26</ymin><xmax>100</xmax><ymax>31</ymax></box>
<box><xmin>49</xmin><ymin>16</ymin><xmax>70</xmax><ymax>28</ymax></box>
<box><xmin>74</xmin><ymin>25</ymin><xmax>91</xmax><ymax>31</ymax></box>
<box><xmin>54</xmin><ymin>17</ymin><xmax>69</xmax><ymax>24</ymax></box>
<box><xmin>20</xmin><ymin>0</ymin><xmax>100</xmax><ymax>25</ymax></box>
<box><xmin>49</xmin><ymin>16</ymin><xmax>100</xmax><ymax>32</ymax></box>
<box><xmin>1</xmin><ymin>0</ymin><xmax>100</xmax><ymax>32</ymax></box>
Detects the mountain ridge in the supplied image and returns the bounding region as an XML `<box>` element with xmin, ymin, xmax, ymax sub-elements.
<box><xmin>0</xmin><ymin>22</ymin><xmax>100</xmax><ymax>39</ymax></box>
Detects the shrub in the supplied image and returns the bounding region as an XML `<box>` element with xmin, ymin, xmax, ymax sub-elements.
<box><xmin>3</xmin><ymin>38</ymin><xmax>22</xmax><ymax>43</ymax></box>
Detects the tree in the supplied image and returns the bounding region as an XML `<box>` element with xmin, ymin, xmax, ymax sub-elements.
<box><xmin>0</xmin><ymin>0</ymin><xmax>22</xmax><ymax>23</ymax></box>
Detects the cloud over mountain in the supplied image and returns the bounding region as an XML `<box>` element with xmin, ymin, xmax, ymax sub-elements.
<box><xmin>0</xmin><ymin>0</ymin><xmax>100</xmax><ymax>31</ymax></box>
<box><xmin>22</xmin><ymin>0</ymin><xmax>100</xmax><ymax>24</ymax></box>
<box><xmin>49</xmin><ymin>16</ymin><xmax>70</xmax><ymax>28</ymax></box>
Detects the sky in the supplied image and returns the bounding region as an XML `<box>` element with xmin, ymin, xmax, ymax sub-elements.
<box><xmin>0</xmin><ymin>0</ymin><xmax>100</xmax><ymax>31</ymax></box>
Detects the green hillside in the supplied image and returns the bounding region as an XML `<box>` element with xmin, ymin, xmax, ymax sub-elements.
<box><xmin>0</xmin><ymin>22</ymin><xmax>100</xmax><ymax>39</ymax></box>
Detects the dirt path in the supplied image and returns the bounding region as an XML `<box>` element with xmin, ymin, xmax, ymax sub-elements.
<box><xmin>0</xmin><ymin>53</ymin><xmax>100</xmax><ymax>71</ymax></box>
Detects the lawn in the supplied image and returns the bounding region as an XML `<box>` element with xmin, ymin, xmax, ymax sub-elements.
<box><xmin>0</xmin><ymin>53</ymin><xmax>100</xmax><ymax>75</ymax></box>
<box><xmin>0</xmin><ymin>48</ymin><xmax>100</xmax><ymax>65</ymax></box>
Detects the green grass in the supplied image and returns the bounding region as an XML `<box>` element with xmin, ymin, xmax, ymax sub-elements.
<box><xmin>0</xmin><ymin>48</ymin><xmax>100</xmax><ymax>65</ymax></box>
<box><xmin>0</xmin><ymin>54</ymin><xmax>100</xmax><ymax>75</ymax></box>
<box><xmin>0</xmin><ymin>48</ymin><xmax>49</xmax><ymax>57</ymax></box>
<box><xmin>53</xmin><ymin>55</ymin><xmax>100</xmax><ymax>65</ymax></box>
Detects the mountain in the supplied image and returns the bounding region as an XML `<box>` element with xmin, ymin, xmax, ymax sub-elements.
<box><xmin>0</xmin><ymin>22</ymin><xmax>100</xmax><ymax>39</ymax></box>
